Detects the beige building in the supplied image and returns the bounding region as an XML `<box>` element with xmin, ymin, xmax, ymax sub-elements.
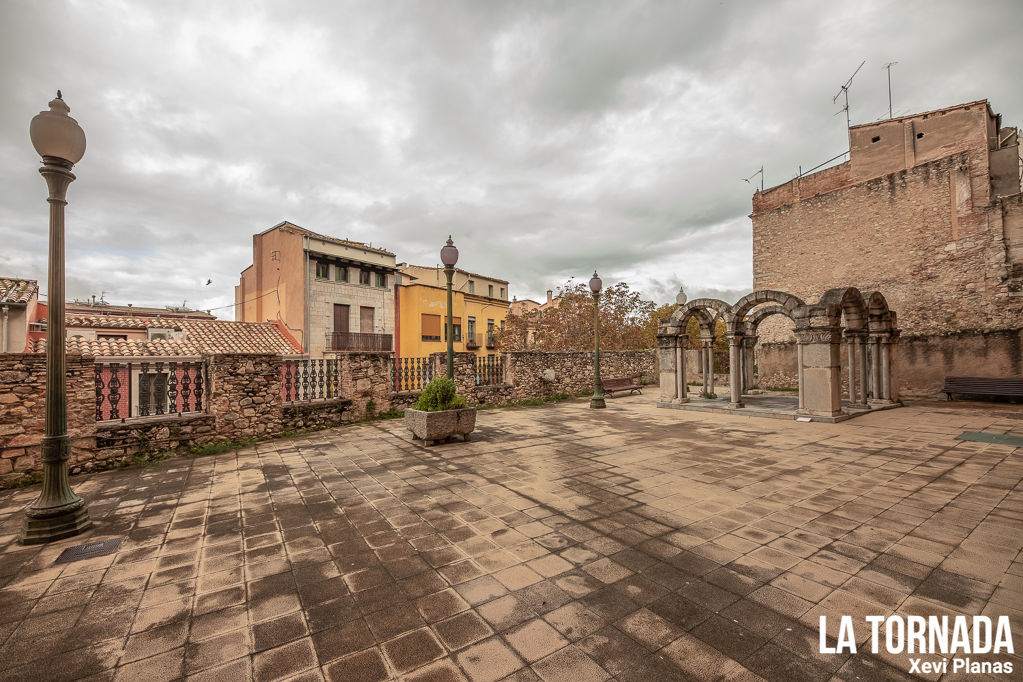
<box><xmin>0</xmin><ymin>277</ymin><xmax>40</xmax><ymax>353</ymax></box>
<box><xmin>751</xmin><ymin>99</ymin><xmax>1022</xmax><ymax>392</ymax></box>
<box><xmin>235</xmin><ymin>221</ymin><xmax>397</xmax><ymax>357</ymax></box>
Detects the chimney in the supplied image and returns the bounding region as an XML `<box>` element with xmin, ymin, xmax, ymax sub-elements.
<box><xmin>546</xmin><ymin>290</ymin><xmax>553</xmax><ymax>304</ymax></box>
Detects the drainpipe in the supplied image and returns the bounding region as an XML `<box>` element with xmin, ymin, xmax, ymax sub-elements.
<box><xmin>303</xmin><ymin>235</ymin><xmax>310</xmax><ymax>355</ymax></box>
<box><xmin>1</xmin><ymin>305</ymin><xmax>8</xmax><ymax>353</ymax></box>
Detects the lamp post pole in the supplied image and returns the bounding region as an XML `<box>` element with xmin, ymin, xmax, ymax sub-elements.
<box><xmin>589</xmin><ymin>271</ymin><xmax>605</xmax><ymax>409</ymax></box>
<box><xmin>21</xmin><ymin>92</ymin><xmax>92</xmax><ymax>544</ymax></box>
<box><xmin>440</xmin><ymin>236</ymin><xmax>459</xmax><ymax>380</ymax></box>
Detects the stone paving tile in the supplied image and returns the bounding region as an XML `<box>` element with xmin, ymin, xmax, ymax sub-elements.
<box><xmin>0</xmin><ymin>396</ymin><xmax>1020</xmax><ymax>680</ymax></box>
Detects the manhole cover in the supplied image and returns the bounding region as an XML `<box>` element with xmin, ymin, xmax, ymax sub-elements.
<box><xmin>956</xmin><ymin>431</ymin><xmax>1023</xmax><ymax>447</ymax></box>
<box><xmin>55</xmin><ymin>537</ymin><xmax>124</xmax><ymax>564</ymax></box>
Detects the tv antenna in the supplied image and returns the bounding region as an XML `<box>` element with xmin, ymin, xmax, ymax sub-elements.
<box><xmin>742</xmin><ymin>166</ymin><xmax>764</xmax><ymax>192</ymax></box>
<box><xmin>882</xmin><ymin>61</ymin><xmax>898</xmax><ymax>119</ymax></box>
<box><xmin>833</xmin><ymin>60</ymin><xmax>866</xmax><ymax>129</ymax></box>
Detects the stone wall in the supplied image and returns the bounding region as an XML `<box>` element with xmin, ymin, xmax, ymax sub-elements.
<box><xmin>0</xmin><ymin>347</ymin><xmax>657</xmax><ymax>486</ymax></box>
<box><xmin>753</xmin><ymin>151</ymin><xmax>1022</xmax><ymax>347</ymax></box>
<box><xmin>757</xmin><ymin>328</ymin><xmax>1023</xmax><ymax>396</ymax></box>
<box><xmin>504</xmin><ymin>350</ymin><xmax>656</xmax><ymax>401</ymax></box>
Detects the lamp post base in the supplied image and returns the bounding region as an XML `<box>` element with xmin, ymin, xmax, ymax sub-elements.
<box><xmin>590</xmin><ymin>396</ymin><xmax>606</xmax><ymax>409</ymax></box>
<box><xmin>20</xmin><ymin>506</ymin><xmax>92</xmax><ymax>545</ymax></box>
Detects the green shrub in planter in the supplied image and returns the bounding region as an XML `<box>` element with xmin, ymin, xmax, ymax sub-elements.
<box><xmin>413</xmin><ymin>377</ymin><xmax>466</xmax><ymax>412</ymax></box>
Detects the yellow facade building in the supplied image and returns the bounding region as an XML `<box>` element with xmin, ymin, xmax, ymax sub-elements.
<box><xmin>395</xmin><ymin>264</ymin><xmax>509</xmax><ymax>359</ymax></box>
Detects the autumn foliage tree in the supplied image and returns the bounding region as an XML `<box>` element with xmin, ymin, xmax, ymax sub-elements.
<box><xmin>497</xmin><ymin>280</ymin><xmax>657</xmax><ymax>351</ymax></box>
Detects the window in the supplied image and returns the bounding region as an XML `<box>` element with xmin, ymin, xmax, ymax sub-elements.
<box><xmin>359</xmin><ymin>269</ymin><xmax>370</xmax><ymax>285</ymax></box>
<box><xmin>500</xmin><ymin>320</ymin><xmax>505</xmax><ymax>331</ymax></box>
<box><xmin>444</xmin><ymin>317</ymin><xmax>462</xmax><ymax>342</ymax></box>
<box><xmin>316</xmin><ymin>261</ymin><xmax>330</xmax><ymax>279</ymax></box>
<box><xmin>421</xmin><ymin>314</ymin><xmax>441</xmax><ymax>341</ymax></box>
<box><xmin>375</xmin><ymin>272</ymin><xmax>386</xmax><ymax>287</ymax></box>
<box><xmin>468</xmin><ymin>280</ymin><xmax>474</xmax><ymax>294</ymax></box>
<box><xmin>871</xmin><ymin>135</ymin><xmax>880</xmax><ymax>143</ymax></box>
<box><xmin>335</xmin><ymin>266</ymin><xmax>348</xmax><ymax>283</ymax></box>
<box><xmin>499</xmin><ymin>287</ymin><xmax>505</xmax><ymax>299</ymax></box>
<box><xmin>98</xmin><ymin>334</ymin><xmax>127</xmax><ymax>341</ymax></box>
<box><xmin>467</xmin><ymin>316</ymin><xmax>476</xmax><ymax>339</ymax></box>
<box><xmin>488</xmin><ymin>284</ymin><xmax>494</xmax><ymax>297</ymax></box>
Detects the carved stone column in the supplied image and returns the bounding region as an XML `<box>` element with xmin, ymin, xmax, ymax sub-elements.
<box><xmin>794</xmin><ymin>325</ymin><xmax>843</xmax><ymax>417</ymax></box>
<box><xmin>845</xmin><ymin>333</ymin><xmax>857</xmax><ymax>403</ymax></box>
<box><xmin>743</xmin><ymin>337</ymin><xmax>756</xmax><ymax>392</ymax></box>
<box><xmin>676</xmin><ymin>337</ymin><xmax>689</xmax><ymax>403</ymax></box>
<box><xmin>856</xmin><ymin>334</ymin><xmax>868</xmax><ymax>406</ymax></box>
<box><xmin>726</xmin><ymin>333</ymin><xmax>744</xmax><ymax>408</ymax></box>
<box><xmin>870</xmin><ymin>334</ymin><xmax>883</xmax><ymax>405</ymax></box>
<box><xmin>796</xmin><ymin>341</ymin><xmax>805</xmax><ymax>412</ymax></box>
<box><xmin>657</xmin><ymin>330</ymin><xmax>677</xmax><ymax>405</ymax></box>
<box><xmin>702</xmin><ymin>337</ymin><xmax>716</xmax><ymax>398</ymax></box>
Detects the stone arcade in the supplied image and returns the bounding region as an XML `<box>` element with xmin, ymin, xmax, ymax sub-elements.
<box><xmin>656</xmin><ymin>288</ymin><xmax>900</xmax><ymax>422</ymax></box>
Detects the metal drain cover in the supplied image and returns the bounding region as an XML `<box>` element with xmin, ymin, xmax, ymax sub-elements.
<box><xmin>956</xmin><ymin>431</ymin><xmax>1023</xmax><ymax>447</ymax></box>
<box><xmin>55</xmin><ymin>537</ymin><xmax>124</xmax><ymax>564</ymax></box>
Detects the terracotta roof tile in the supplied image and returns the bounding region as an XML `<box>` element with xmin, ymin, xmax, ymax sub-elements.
<box><xmin>0</xmin><ymin>277</ymin><xmax>39</xmax><ymax>306</ymax></box>
<box><xmin>33</xmin><ymin>319</ymin><xmax>303</xmax><ymax>357</ymax></box>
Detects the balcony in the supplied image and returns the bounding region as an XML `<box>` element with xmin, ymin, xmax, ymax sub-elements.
<box><xmin>326</xmin><ymin>332</ymin><xmax>393</xmax><ymax>352</ymax></box>
<box><xmin>486</xmin><ymin>332</ymin><xmax>496</xmax><ymax>349</ymax></box>
<box><xmin>465</xmin><ymin>333</ymin><xmax>482</xmax><ymax>350</ymax></box>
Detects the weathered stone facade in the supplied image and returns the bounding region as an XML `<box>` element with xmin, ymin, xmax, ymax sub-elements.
<box><xmin>752</xmin><ymin>100</ymin><xmax>1023</xmax><ymax>394</ymax></box>
<box><xmin>308</xmin><ymin>260</ymin><xmax>395</xmax><ymax>358</ymax></box>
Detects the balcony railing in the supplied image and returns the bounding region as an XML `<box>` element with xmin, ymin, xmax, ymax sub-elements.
<box><xmin>282</xmin><ymin>358</ymin><xmax>339</xmax><ymax>402</ymax></box>
<box><xmin>475</xmin><ymin>355</ymin><xmax>504</xmax><ymax>386</ymax></box>
<box><xmin>95</xmin><ymin>359</ymin><xmax>206</xmax><ymax>421</ymax></box>
<box><xmin>393</xmin><ymin>357</ymin><xmax>435</xmax><ymax>392</ymax></box>
<box><xmin>326</xmin><ymin>332</ymin><xmax>393</xmax><ymax>351</ymax></box>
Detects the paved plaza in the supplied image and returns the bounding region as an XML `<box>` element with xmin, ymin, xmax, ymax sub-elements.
<box><xmin>0</xmin><ymin>395</ymin><xmax>1020</xmax><ymax>681</ymax></box>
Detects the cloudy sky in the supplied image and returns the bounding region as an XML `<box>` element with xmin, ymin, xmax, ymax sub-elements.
<box><xmin>1</xmin><ymin>1</ymin><xmax>1020</xmax><ymax>317</ymax></box>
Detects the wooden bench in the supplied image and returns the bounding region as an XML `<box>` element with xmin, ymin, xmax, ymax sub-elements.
<box><xmin>943</xmin><ymin>376</ymin><xmax>1023</xmax><ymax>400</ymax></box>
<box><xmin>602</xmin><ymin>377</ymin><xmax>643</xmax><ymax>397</ymax></box>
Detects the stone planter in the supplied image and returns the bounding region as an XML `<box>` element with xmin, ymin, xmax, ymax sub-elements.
<box><xmin>405</xmin><ymin>407</ymin><xmax>476</xmax><ymax>444</ymax></box>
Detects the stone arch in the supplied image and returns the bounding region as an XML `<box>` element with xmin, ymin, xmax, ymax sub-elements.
<box><xmin>731</xmin><ymin>290</ymin><xmax>806</xmax><ymax>330</ymax></box>
<box><xmin>818</xmin><ymin>286</ymin><xmax>868</xmax><ymax>331</ymax></box>
<box><xmin>658</xmin><ymin>286</ymin><xmax>901</xmax><ymax>421</ymax></box>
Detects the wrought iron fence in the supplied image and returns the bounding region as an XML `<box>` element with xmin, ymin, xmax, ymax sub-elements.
<box><xmin>393</xmin><ymin>356</ymin><xmax>435</xmax><ymax>392</ymax></box>
<box><xmin>95</xmin><ymin>360</ymin><xmax>206</xmax><ymax>421</ymax></box>
<box><xmin>325</xmin><ymin>332</ymin><xmax>392</xmax><ymax>351</ymax></box>
<box><xmin>475</xmin><ymin>355</ymin><xmax>505</xmax><ymax>386</ymax></box>
<box><xmin>282</xmin><ymin>358</ymin><xmax>339</xmax><ymax>402</ymax></box>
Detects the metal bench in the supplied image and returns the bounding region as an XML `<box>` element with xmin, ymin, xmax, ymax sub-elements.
<box><xmin>943</xmin><ymin>376</ymin><xmax>1023</xmax><ymax>400</ymax></box>
<box><xmin>602</xmin><ymin>377</ymin><xmax>643</xmax><ymax>397</ymax></box>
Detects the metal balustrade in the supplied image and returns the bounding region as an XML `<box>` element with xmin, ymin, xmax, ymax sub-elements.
<box><xmin>392</xmin><ymin>357</ymin><xmax>436</xmax><ymax>392</ymax></box>
<box><xmin>475</xmin><ymin>355</ymin><xmax>505</xmax><ymax>386</ymax></box>
<box><xmin>281</xmin><ymin>358</ymin><xmax>339</xmax><ymax>402</ymax></box>
<box><xmin>325</xmin><ymin>332</ymin><xmax>392</xmax><ymax>351</ymax></box>
<box><xmin>95</xmin><ymin>359</ymin><xmax>206</xmax><ymax>421</ymax></box>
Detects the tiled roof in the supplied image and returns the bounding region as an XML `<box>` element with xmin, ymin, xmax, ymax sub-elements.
<box><xmin>66</xmin><ymin>303</ymin><xmax>215</xmax><ymax>319</ymax></box>
<box><xmin>270</xmin><ymin>221</ymin><xmax>396</xmax><ymax>257</ymax></box>
<box><xmin>67</xmin><ymin>314</ymin><xmax>173</xmax><ymax>329</ymax></box>
<box><xmin>33</xmin><ymin>319</ymin><xmax>303</xmax><ymax>357</ymax></box>
<box><xmin>0</xmin><ymin>277</ymin><xmax>39</xmax><ymax>306</ymax></box>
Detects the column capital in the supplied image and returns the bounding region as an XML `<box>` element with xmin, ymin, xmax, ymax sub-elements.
<box><xmin>793</xmin><ymin>325</ymin><xmax>843</xmax><ymax>345</ymax></box>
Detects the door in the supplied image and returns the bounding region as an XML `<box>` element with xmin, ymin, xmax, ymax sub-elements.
<box><xmin>360</xmin><ymin>306</ymin><xmax>375</xmax><ymax>333</ymax></box>
<box><xmin>334</xmin><ymin>304</ymin><xmax>350</xmax><ymax>333</ymax></box>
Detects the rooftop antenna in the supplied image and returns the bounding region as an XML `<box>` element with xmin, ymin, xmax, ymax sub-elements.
<box><xmin>882</xmin><ymin>61</ymin><xmax>898</xmax><ymax>119</ymax></box>
<box><xmin>833</xmin><ymin>60</ymin><xmax>866</xmax><ymax>129</ymax></box>
<box><xmin>742</xmin><ymin>166</ymin><xmax>764</xmax><ymax>191</ymax></box>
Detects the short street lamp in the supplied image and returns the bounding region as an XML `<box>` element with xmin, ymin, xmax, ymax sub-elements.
<box><xmin>21</xmin><ymin>92</ymin><xmax>92</xmax><ymax>544</ymax></box>
<box><xmin>589</xmin><ymin>271</ymin><xmax>606</xmax><ymax>409</ymax></box>
<box><xmin>440</xmin><ymin>236</ymin><xmax>459</xmax><ymax>380</ymax></box>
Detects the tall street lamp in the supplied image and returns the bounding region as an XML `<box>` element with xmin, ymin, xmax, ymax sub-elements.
<box><xmin>21</xmin><ymin>92</ymin><xmax>92</xmax><ymax>544</ymax></box>
<box><xmin>440</xmin><ymin>236</ymin><xmax>459</xmax><ymax>379</ymax></box>
<box><xmin>589</xmin><ymin>271</ymin><xmax>605</xmax><ymax>409</ymax></box>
